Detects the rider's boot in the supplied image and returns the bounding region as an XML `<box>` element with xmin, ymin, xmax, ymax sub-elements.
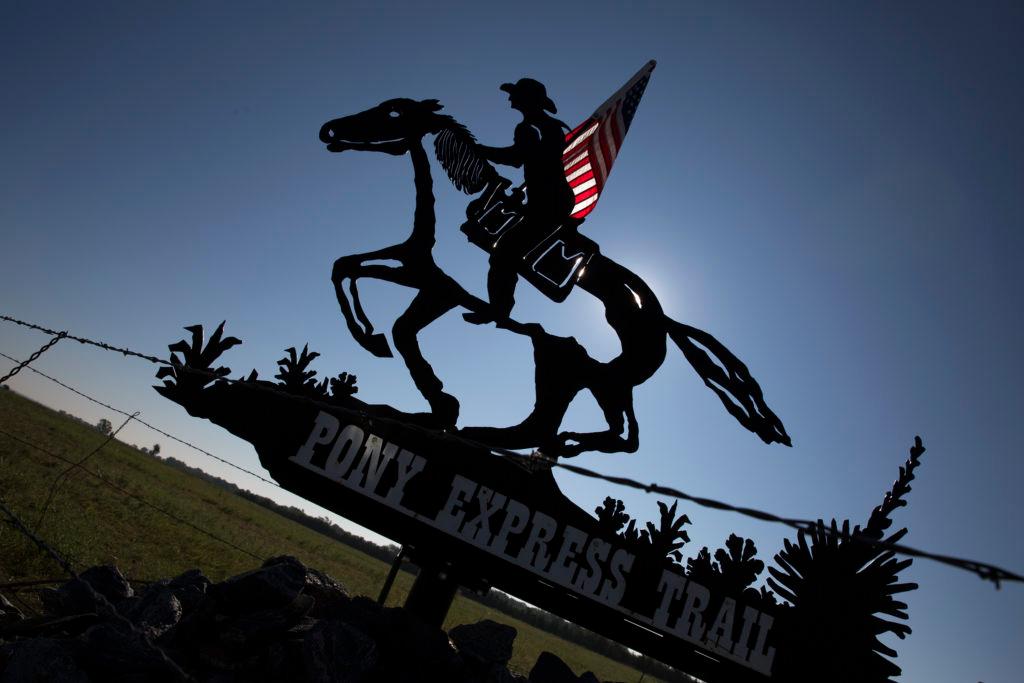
<box><xmin>463</xmin><ymin>266</ymin><xmax>517</xmax><ymax>325</ymax></box>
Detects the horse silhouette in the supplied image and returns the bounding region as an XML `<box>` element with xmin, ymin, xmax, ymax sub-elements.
<box><xmin>319</xmin><ymin>98</ymin><xmax>789</xmax><ymax>456</ymax></box>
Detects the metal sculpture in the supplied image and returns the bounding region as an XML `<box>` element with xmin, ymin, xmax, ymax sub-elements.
<box><xmin>318</xmin><ymin>63</ymin><xmax>789</xmax><ymax>457</ymax></box>
<box><xmin>149</xmin><ymin>63</ymin><xmax>931</xmax><ymax>683</ymax></box>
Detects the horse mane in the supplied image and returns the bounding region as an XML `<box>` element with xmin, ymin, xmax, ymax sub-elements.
<box><xmin>432</xmin><ymin>115</ymin><xmax>494</xmax><ymax>194</ymax></box>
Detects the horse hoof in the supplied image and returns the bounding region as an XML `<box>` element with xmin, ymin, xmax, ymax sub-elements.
<box><xmin>462</xmin><ymin>311</ymin><xmax>493</xmax><ymax>325</ymax></box>
<box><xmin>363</xmin><ymin>333</ymin><xmax>394</xmax><ymax>358</ymax></box>
<box><xmin>429</xmin><ymin>392</ymin><xmax>460</xmax><ymax>427</ymax></box>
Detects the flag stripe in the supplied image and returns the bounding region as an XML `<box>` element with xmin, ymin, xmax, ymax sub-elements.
<box><xmin>566</xmin><ymin>163</ymin><xmax>593</xmax><ymax>183</ymax></box>
<box><xmin>563</xmin><ymin>153</ymin><xmax>590</xmax><ymax>174</ymax></box>
<box><xmin>571</xmin><ymin>193</ymin><xmax>599</xmax><ymax>215</ymax></box>
<box><xmin>563</xmin><ymin>122</ymin><xmax>600</xmax><ymax>156</ymax></box>
<box><xmin>572</xmin><ymin>178</ymin><xmax>597</xmax><ymax>194</ymax></box>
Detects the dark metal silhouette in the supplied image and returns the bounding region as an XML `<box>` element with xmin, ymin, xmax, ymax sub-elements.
<box><xmin>318</xmin><ymin>92</ymin><xmax>790</xmax><ymax>456</ymax></box>
<box><xmin>153</xmin><ymin>326</ymin><xmax>923</xmax><ymax>681</ymax></box>
<box><xmin>465</xmin><ymin>78</ymin><xmax>575</xmax><ymax>324</ymax></box>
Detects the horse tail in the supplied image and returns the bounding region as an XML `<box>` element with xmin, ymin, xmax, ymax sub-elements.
<box><xmin>665</xmin><ymin>318</ymin><xmax>791</xmax><ymax>446</ymax></box>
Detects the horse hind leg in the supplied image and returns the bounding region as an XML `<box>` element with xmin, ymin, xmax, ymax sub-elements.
<box><xmin>392</xmin><ymin>289</ymin><xmax>460</xmax><ymax>426</ymax></box>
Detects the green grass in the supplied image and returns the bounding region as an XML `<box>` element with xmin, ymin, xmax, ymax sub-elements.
<box><xmin>0</xmin><ymin>389</ymin><xmax>659</xmax><ymax>681</ymax></box>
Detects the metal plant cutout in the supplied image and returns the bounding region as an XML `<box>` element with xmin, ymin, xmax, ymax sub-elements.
<box><xmin>318</xmin><ymin>62</ymin><xmax>789</xmax><ymax>457</ymax></box>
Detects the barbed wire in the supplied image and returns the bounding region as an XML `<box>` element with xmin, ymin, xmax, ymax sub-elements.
<box><xmin>2</xmin><ymin>313</ymin><xmax>1022</xmax><ymax>587</ymax></box>
<box><xmin>0</xmin><ymin>315</ymin><xmax>164</xmax><ymax>364</ymax></box>
<box><xmin>0</xmin><ymin>330</ymin><xmax>66</xmax><ymax>385</ymax></box>
<box><xmin>0</xmin><ymin>496</ymin><xmax>77</xmax><ymax>576</ymax></box>
<box><xmin>0</xmin><ymin>428</ymin><xmax>263</xmax><ymax>562</ymax></box>
<box><xmin>0</xmin><ymin>350</ymin><xmax>282</xmax><ymax>488</ymax></box>
<box><xmin>35</xmin><ymin>412</ymin><xmax>137</xmax><ymax>530</ymax></box>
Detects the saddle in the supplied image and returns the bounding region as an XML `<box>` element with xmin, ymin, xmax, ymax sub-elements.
<box><xmin>461</xmin><ymin>177</ymin><xmax>598</xmax><ymax>303</ymax></box>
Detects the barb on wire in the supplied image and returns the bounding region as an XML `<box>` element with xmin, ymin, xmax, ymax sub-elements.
<box><xmin>0</xmin><ymin>330</ymin><xmax>66</xmax><ymax>385</ymax></box>
<box><xmin>3</xmin><ymin>313</ymin><xmax>1023</xmax><ymax>587</ymax></box>
<box><xmin>0</xmin><ymin>350</ymin><xmax>281</xmax><ymax>488</ymax></box>
<box><xmin>0</xmin><ymin>428</ymin><xmax>263</xmax><ymax>562</ymax></box>
<box><xmin>0</xmin><ymin>314</ymin><xmax>164</xmax><ymax>365</ymax></box>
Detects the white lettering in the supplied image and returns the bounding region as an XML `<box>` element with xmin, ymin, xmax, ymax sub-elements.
<box><xmin>462</xmin><ymin>487</ymin><xmax>507</xmax><ymax>548</ymax></box>
<box><xmin>748</xmin><ymin>611</ymin><xmax>777</xmax><ymax>674</ymax></box>
<box><xmin>679</xmin><ymin>580</ymin><xmax>711</xmax><ymax>641</ymax></box>
<box><xmin>345</xmin><ymin>434</ymin><xmax>398</xmax><ymax>494</ymax></box>
<box><xmin>598</xmin><ymin>549</ymin><xmax>634</xmax><ymax>606</ymax></box>
<box><xmin>436</xmin><ymin>475</ymin><xmax>477</xmax><ymax>534</ymax></box>
<box><xmin>324</xmin><ymin>424</ymin><xmax>365</xmax><ymax>478</ymax></box>
<box><xmin>384</xmin><ymin>449</ymin><xmax>426</xmax><ymax>506</ymax></box>
<box><xmin>653</xmin><ymin>570</ymin><xmax>687</xmax><ymax>630</ymax></box>
<box><xmin>490</xmin><ymin>499</ymin><xmax>529</xmax><ymax>555</ymax></box>
<box><xmin>549</xmin><ymin>525</ymin><xmax>588</xmax><ymax>587</ymax></box>
<box><xmin>516</xmin><ymin>511</ymin><xmax>557</xmax><ymax>571</ymax></box>
<box><xmin>574</xmin><ymin>537</ymin><xmax>610</xmax><ymax>594</ymax></box>
<box><xmin>292</xmin><ymin>411</ymin><xmax>340</xmax><ymax>467</ymax></box>
<box><xmin>706</xmin><ymin>597</ymin><xmax>737</xmax><ymax>654</ymax></box>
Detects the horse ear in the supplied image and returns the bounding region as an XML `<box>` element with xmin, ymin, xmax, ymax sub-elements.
<box><xmin>422</xmin><ymin>99</ymin><xmax>443</xmax><ymax>112</ymax></box>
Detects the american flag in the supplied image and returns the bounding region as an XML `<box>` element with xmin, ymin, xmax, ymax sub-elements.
<box><xmin>562</xmin><ymin>60</ymin><xmax>656</xmax><ymax>220</ymax></box>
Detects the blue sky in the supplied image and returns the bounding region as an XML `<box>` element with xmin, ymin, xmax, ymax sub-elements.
<box><xmin>2</xmin><ymin>2</ymin><xmax>1022</xmax><ymax>680</ymax></box>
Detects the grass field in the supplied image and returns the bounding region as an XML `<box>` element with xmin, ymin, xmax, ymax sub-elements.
<box><xmin>0</xmin><ymin>388</ymin><xmax>661</xmax><ymax>681</ymax></box>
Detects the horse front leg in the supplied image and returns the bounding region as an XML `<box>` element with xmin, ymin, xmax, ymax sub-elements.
<box><xmin>331</xmin><ymin>243</ymin><xmax>413</xmax><ymax>358</ymax></box>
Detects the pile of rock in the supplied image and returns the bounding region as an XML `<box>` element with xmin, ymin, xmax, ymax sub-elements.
<box><xmin>0</xmin><ymin>558</ymin><xmax>607</xmax><ymax>683</ymax></box>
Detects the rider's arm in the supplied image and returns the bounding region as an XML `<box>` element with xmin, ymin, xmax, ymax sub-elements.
<box><xmin>477</xmin><ymin>123</ymin><xmax>539</xmax><ymax>168</ymax></box>
<box><xmin>476</xmin><ymin>144</ymin><xmax>523</xmax><ymax>167</ymax></box>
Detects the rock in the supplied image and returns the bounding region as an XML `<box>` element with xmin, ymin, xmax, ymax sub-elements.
<box><xmin>529</xmin><ymin>651</ymin><xmax>582</xmax><ymax>683</ymax></box>
<box><xmin>450</xmin><ymin>619</ymin><xmax>517</xmax><ymax>667</ymax></box>
<box><xmin>263</xmin><ymin>556</ymin><xmax>350</xmax><ymax>618</ymax></box>
<box><xmin>126</xmin><ymin>583</ymin><xmax>183</xmax><ymax>640</ymax></box>
<box><xmin>0</xmin><ymin>614</ymin><xmax>100</xmax><ymax>640</ymax></box>
<box><xmin>333</xmin><ymin>597</ymin><xmax>462</xmax><ymax>682</ymax></box>
<box><xmin>0</xmin><ymin>594</ymin><xmax>23</xmax><ymax>623</ymax></box>
<box><xmin>218</xmin><ymin>593</ymin><xmax>315</xmax><ymax>647</ymax></box>
<box><xmin>39</xmin><ymin>579</ymin><xmax>104</xmax><ymax>617</ymax></box>
<box><xmin>209</xmin><ymin>559</ymin><xmax>305</xmax><ymax>615</ymax></box>
<box><xmin>167</xmin><ymin>569</ymin><xmax>210</xmax><ymax>615</ymax></box>
<box><xmin>302</xmin><ymin>618</ymin><xmax>377</xmax><ymax>683</ymax></box>
<box><xmin>80</xmin><ymin>565</ymin><xmax>133</xmax><ymax>603</ymax></box>
<box><xmin>0</xmin><ymin>638</ymin><xmax>89</xmax><ymax>683</ymax></box>
<box><xmin>39</xmin><ymin>566</ymin><xmax>133</xmax><ymax>617</ymax></box>
<box><xmin>79</xmin><ymin>621</ymin><xmax>188</xmax><ymax>682</ymax></box>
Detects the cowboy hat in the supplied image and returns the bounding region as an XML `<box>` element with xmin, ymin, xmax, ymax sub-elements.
<box><xmin>500</xmin><ymin>78</ymin><xmax>557</xmax><ymax>114</ymax></box>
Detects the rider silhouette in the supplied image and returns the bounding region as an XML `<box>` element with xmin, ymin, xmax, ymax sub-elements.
<box><xmin>464</xmin><ymin>78</ymin><xmax>575</xmax><ymax>324</ymax></box>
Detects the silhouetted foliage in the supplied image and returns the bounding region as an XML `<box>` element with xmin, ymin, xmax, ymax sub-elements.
<box><xmin>766</xmin><ymin>437</ymin><xmax>925</xmax><ymax>682</ymax></box>
<box><xmin>95</xmin><ymin>418</ymin><xmax>112</xmax><ymax>436</ymax></box>
<box><xmin>646</xmin><ymin>501</ymin><xmax>690</xmax><ymax>562</ymax></box>
<box><xmin>275</xmin><ymin>345</ymin><xmax>321</xmax><ymax>395</ymax></box>
<box><xmin>156</xmin><ymin>322</ymin><xmax>241</xmax><ymax>392</ymax></box>
<box><xmin>329</xmin><ymin>372</ymin><xmax>359</xmax><ymax>398</ymax></box>
<box><xmin>594</xmin><ymin>497</ymin><xmax>630</xmax><ymax>535</ymax></box>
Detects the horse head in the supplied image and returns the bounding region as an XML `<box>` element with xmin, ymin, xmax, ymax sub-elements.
<box><xmin>319</xmin><ymin>98</ymin><xmax>447</xmax><ymax>154</ymax></box>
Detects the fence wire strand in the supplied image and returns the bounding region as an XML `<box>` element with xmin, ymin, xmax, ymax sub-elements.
<box><xmin>0</xmin><ymin>350</ymin><xmax>281</xmax><ymax>488</ymax></box>
<box><xmin>2</xmin><ymin>312</ymin><xmax>1022</xmax><ymax>587</ymax></box>
<box><xmin>34</xmin><ymin>412</ymin><xmax>137</xmax><ymax>530</ymax></box>
<box><xmin>0</xmin><ymin>330</ymin><xmax>65</xmax><ymax>385</ymax></box>
<box><xmin>0</xmin><ymin>428</ymin><xmax>263</xmax><ymax>562</ymax></box>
